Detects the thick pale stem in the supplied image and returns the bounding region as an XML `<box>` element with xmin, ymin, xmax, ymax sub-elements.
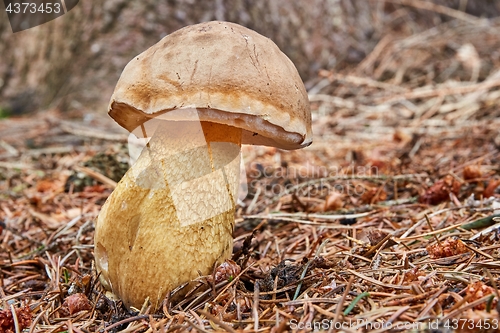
<box><xmin>94</xmin><ymin>121</ymin><xmax>241</xmax><ymax>310</ymax></box>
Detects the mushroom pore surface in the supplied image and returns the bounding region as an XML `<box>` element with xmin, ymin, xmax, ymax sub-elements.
<box><xmin>94</xmin><ymin>121</ymin><xmax>241</xmax><ymax>309</ymax></box>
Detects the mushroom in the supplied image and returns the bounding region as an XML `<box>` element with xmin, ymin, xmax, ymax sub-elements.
<box><xmin>94</xmin><ymin>21</ymin><xmax>312</xmax><ymax>310</ymax></box>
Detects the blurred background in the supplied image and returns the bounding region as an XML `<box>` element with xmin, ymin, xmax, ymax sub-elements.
<box><xmin>1</xmin><ymin>0</ymin><xmax>500</xmax><ymax>118</ymax></box>
<box><xmin>1</xmin><ymin>4</ymin><xmax>500</xmax><ymax>329</ymax></box>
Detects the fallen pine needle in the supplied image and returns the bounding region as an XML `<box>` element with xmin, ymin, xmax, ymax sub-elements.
<box><xmin>347</xmin><ymin>269</ymin><xmax>412</xmax><ymax>290</ymax></box>
<box><xmin>344</xmin><ymin>292</ymin><xmax>370</xmax><ymax>316</ymax></box>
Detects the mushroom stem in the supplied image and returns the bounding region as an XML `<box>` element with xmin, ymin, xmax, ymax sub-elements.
<box><xmin>94</xmin><ymin>121</ymin><xmax>242</xmax><ymax>310</ymax></box>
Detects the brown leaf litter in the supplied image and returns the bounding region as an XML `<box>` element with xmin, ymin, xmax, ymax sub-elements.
<box><xmin>1</xmin><ymin>4</ymin><xmax>500</xmax><ymax>333</ymax></box>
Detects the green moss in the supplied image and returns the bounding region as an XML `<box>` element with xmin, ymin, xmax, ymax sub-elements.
<box><xmin>0</xmin><ymin>106</ymin><xmax>10</xmax><ymax>119</ymax></box>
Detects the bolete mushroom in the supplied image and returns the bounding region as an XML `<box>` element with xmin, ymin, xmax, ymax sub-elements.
<box><xmin>94</xmin><ymin>21</ymin><xmax>312</xmax><ymax>310</ymax></box>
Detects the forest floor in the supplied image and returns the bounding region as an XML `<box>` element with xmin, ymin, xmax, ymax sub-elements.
<box><xmin>1</xmin><ymin>14</ymin><xmax>500</xmax><ymax>333</ymax></box>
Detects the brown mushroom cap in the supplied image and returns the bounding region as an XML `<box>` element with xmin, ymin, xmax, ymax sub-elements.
<box><xmin>109</xmin><ymin>21</ymin><xmax>312</xmax><ymax>150</ymax></box>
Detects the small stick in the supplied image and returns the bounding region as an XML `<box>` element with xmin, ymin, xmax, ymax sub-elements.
<box><xmin>104</xmin><ymin>315</ymin><xmax>150</xmax><ymax>332</ymax></box>
<box><xmin>73</xmin><ymin>165</ymin><xmax>117</xmax><ymax>189</ymax></box>
<box><xmin>253</xmin><ymin>283</ymin><xmax>260</xmax><ymax>331</ymax></box>
<box><xmin>385</xmin><ymin>0</ymin><xmax>484</xmax><ymax>24</ymax></box>
<box><xmin>0</xmin><ymin>140</ymin><xmax>19</xmax><ymax>156</ymax></box>
<box><xmin>10</xmin><ymin>304</ymin><xmax>20</xmax><ymax>333</ymax></box>
<box><xmin>59</xmin><ymin>122</ymin><xmax>127</xmax><ymax>142</ymax></box>
<box><xmin>347</xmin><ymin>269</ymin><xmax>411</xmax><ymax>290</ymax></box>
<box><xmin>462</xmin><ymin>243</ymin><xmax>494</xmax><ymax>260</ymax></box>
<box><xmin>198</xmin><ymin>310</ymin><xmax>237</xmax><ymax>333</ymax></box>
<box><xmin>442</xmin><ymin>294</ymin><xmax>495</xmax><ymax>320</ymax></box>
<box><xmin>330</xmin><ymin>276</ymin><xmax>354</xmax><ymax>333</ymax></box>
<box><xmin>184</xmin><ymin>318</ymin><xmax>211</xmax><ymax>333</ymax></box>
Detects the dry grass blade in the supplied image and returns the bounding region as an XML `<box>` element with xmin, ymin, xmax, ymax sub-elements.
<box><xmin>442</xmin><ymin>294</ymin><xmax>497</xmax><ymax>321</ymax></box>
<box><xmin>73</xmin><ymin>166</ymin><xmax>118</xmax><ymax>189</ymax></box>
<box><xmin>382</xmin><ymin>0</ymin><xmax>487</xmax><ymax>24</ymax></box>
<box><xmin>198</xmin><ymin>310</ymin><xmax>237</xmax><ymax>333</ymax></box>
<box><xmin>347</xmin><ymin>270</ymin><xmax>411</xmax><ymax>290</ymax></box>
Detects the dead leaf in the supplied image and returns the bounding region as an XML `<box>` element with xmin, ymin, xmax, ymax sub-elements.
<box><xmin>463</xmin><ymin>165</ymin><xmax>482</xmax><ymax>181</ymax></box>
<box><xmin>483</xmin><ymin>179</ymin><xmax>500</xmax><ymax>198</ymax></box>
<box><xmin>427</xmin><ymin>238</ymin><xmax>469</xmax><ymax>259</ymax></box>
<box><xmin>404</xmin><ymin>267</ymin><xmax>426</xmax><ymax>283</ymax></box>
<box><xmin>419</xmin><ymin>175</ymin><xmax>461</xmax><ymax>205</ymax></box>
<box><xmin>36</xmin><ymin>179</ymin><xmax>60</xmax><ymax>192</ymax></box>
<box><xmin>365</xmin><ymin>228</ymin><xmax>397</xmax><ymax>248</ymax></box>
<box><xmin>361</xmin><ymin>187</ymin><xmax>387</xmax><ymax>204</ymax></box>
<box><xmin>322</xmin><ymin>192</ymin><xmax>343</xmax><ymax>212</ymax></box>
<box><xmin>60</xmin><ymin>293</ymin><xmax>92</xmax><ymax>316</ymax></box>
